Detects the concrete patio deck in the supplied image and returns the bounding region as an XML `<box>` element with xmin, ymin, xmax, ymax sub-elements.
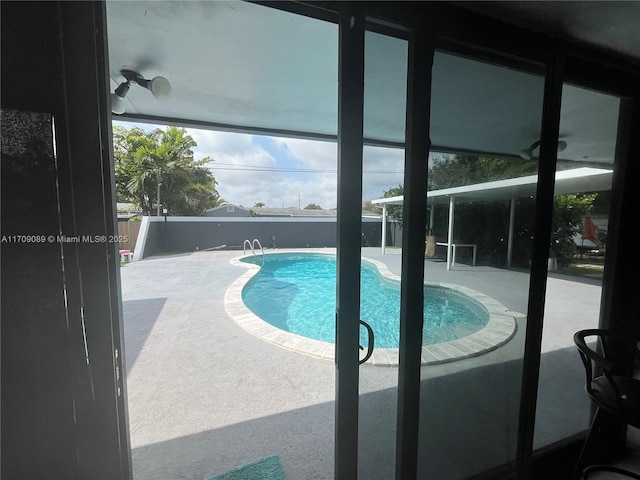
<box><xmin>121</xmin><ymin>247</ymin><xmax>605</xmax><ymax>479</ymax></box>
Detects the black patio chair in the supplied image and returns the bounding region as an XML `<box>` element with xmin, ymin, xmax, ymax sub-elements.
<box><xmin>581</xmin><ymin>465</ymin><xmax>640</xmax><ymax>479</ymax></box>
<box><xmin>574</xmin><ymin>329</ymin><xmax>640</xmax><ymax>478</ymax></box>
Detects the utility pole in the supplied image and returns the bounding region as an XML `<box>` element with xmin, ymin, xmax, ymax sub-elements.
<box><xmin>156</xmin><ymin>170</ymin><xmax>162</xmax><ymax>216</ymax></box>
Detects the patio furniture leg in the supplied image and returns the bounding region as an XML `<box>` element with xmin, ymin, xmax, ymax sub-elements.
<box><xmin>574</xmin><ymin>407</ymin><xmax>627</xmax><ymax>479</ymax></box>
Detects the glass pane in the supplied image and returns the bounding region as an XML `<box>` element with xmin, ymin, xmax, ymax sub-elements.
<box><xmin>418</xmin><ymin>51</ymin><xmax>546</xmax><ymax>478</ymax></box>
<box><xmin>112</xmin><ymin>4</ymin><xmax>341</xmax><ymax>479</ymax></box>
<box><xmin>358</xmin><ymin>30</ymin><xmax>407</xmax><ymax>479</ymax></box>
<box><xmin>533</xmin><ymin>85</ymin><xmax>618</xmax><ymax>449</ymax></box>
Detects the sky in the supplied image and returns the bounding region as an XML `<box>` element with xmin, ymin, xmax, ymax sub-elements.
<box><xmin>114</xmin><ymin>121</ymin><xmax>406</xmax><ymax>210</ymax></box>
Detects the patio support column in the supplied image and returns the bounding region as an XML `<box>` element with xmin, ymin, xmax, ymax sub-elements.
<box><xmin>396</xmin><ymin>28</ymin><xmax>433</xmax><ymax>480</ymax></box>
<box><xmin>381</xmin><ymin>203</ymin><xmax>387</xmax><ymax>254</ymax></box>
<box><xmin>447</xmin><ymin>196</ymin><xmax>455</xmax><ymax>270</ymax></box>
<box><xmin>507</xmin><ymin>197</ymin><xmax>516</xmax><ymax>268</ymax></box>
<box><xmin>335</xmin><ymin>5</ymin><xmax>364</xmax><ymax>479</ymax></box>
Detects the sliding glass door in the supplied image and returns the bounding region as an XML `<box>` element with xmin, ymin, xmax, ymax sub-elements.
<box><xmin>416</xmin><ymin>50</ymin><xmax>547</xmax><ymax>478</ymax></box>
<box><xmin>357</xmin><ymin>28</ymin><xmax>408</xmax><ymax>479</ymax></box>
<box><xmin>336</xmin><ymin>12</ymin><xmax>550</xmax><ymax>478</ymax></box>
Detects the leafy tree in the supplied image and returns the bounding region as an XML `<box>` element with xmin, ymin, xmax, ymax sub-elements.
<box><xmin>253</xmin><ymin>202</ymin><xmax>266</xmax><ymax>208</ymax></box>
<box><xmin>428</xmin><ymin>154</ymin><xmax>537</xmax><ymax>190</ymax></box>
<box><xmin>113</xmin><ymin>125</ymin><xmax>220</xmax><ymax>216</ymax></box>
<box><xmin>381</xmin><ymin>185</ymin><xmax>405</xmax><ymax>224</ymax></box>
<box><xmin>428</xmin><ymin>154</ymin><xmax>474</xmax><ymax>190</ymax></box>
<box><xmin>362</xmin><ymin>200</ymin><xmax>382</xmax><ymax>215</ymax></box>
<box><xmin>550</xmin><ymin>193</ymin><xmax>597</xmax><ymax>267</ymax></box>
<box><xmin>304</xmin><ymin>203</ymin><xmax>322</xmax><ymax>210</ymax></box>
<box><xmin>212</xmin><ymin>197</ymin><xmax>227</xmax><ymax>208</ymax></box>
<box><xmin>510</xmin><ymin>193</ymin><xmax>599</xmax><ymax>268</ymax></box>
<box><xmin>114</xmin><ymin>126</ymin><xmax>155</xmax><ymax>212</ymax></box>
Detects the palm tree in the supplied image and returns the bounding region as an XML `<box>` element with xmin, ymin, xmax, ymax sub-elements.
<box><xmin>121</xmin><ymin>126</ymin><xmax>219</xmax><ymax>215</ymax></box>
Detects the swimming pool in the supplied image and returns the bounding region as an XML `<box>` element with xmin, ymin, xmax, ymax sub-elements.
<box><xmin>240</xmin><ymin>253</ymin><xmax>487</xmax><ymax>348</ymax></box>
<box><xmin>225</xmin><ymin>250</ymin><xmax>517</xmax><ymax>365</ymax></box>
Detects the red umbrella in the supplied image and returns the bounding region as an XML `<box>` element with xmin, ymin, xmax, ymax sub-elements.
<box><xmin>582</xmin><ymin>213</ymin><xmax>598</xmax><ymax>241</ymax></box>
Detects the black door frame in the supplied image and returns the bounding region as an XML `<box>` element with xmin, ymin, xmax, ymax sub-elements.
<box><xmin>335</xmin><ymin>5</ymin><xmax>365</xmax><ymax>478</ymax></box>
<box><xmin>25</xmin><ymin>1</ymin><xmax>636</xmax><ymax>479</ymax></box>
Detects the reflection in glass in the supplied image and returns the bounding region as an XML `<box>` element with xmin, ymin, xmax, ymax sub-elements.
<box><xmin>418</xmin><ymin>51</ymin><xmax>545</xmax><ymax>478</ymax></box>
<box><xmin>534</xmin><ymin>85</ymin><xmax>618</xmax><ymax>449</ymax></box>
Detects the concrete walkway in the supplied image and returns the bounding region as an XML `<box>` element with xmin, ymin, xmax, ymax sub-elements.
<box><xmin>121</xmin><ymin>248</ymin><xmax>602</xmax><ymax>479</ymax></box>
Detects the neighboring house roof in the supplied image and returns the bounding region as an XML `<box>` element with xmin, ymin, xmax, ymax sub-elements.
<box><xmin>202</xmin><ymin>205</ymin><xmax>386</xmax><ymax>218</ymax></box>
<box><xmin>251</xmin><ymin>207</ymin><xmax>336</xmax><ymax>217</ymax></box>
<box><xmin>361</xmin><ymin>209</ymin><xmax>382</xmax><ymax>218</ymax></box>
<box><xmin>205</xmin><ymin>203</ymin><xmax>249</xmax><ymax>217</ymax></box>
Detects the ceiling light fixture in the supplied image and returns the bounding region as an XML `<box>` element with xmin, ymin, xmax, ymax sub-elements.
<box><xmin>110</xmin><ymin>69</ymin><xmax>172</xmax><ymax>115</ymax></box>
<box><xmin>557</xmin><ymin>140</ymin><xmax>567</xmax><ymax>153</ymax></box>
<box><xmin>518</xmin><ymin>140</ymin><xmax>540</xmax><ymax>160</ymax></box>
<box><xmin>518</xmin><ymin>139</ymin><xmax>567</xmax><ymax>160</ymax></box>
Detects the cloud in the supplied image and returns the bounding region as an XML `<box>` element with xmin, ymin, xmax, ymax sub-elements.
<box><xmin>270</xmin><ymin>137</ymin><xmax>336</xmax><ymax>169</ymax></box>
<box><xmin>269</xmin><ymin>137</ymin><xmax>406</xmax><ymax>205</ymax></box>
<box><xmin>363</xmin><ymin>145</ymin><xmax>405</xmax><ymax>200</ymax></box>
<box><xmin>185</xmin><ymin>129</ymin><xmax>283</xmax><ymax>207</ymax></box>
<box><xmin>263</xmin><ymin>137</ymin><xmax>337</xmax><ymax>208</ymax></box>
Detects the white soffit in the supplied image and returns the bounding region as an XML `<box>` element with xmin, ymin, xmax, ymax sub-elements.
<box><xmin>107</xmin><ymin>1</ymin><xmax>339</xmax><ymax>135</ymax></box>
<box><xmin>107</xmin><ymin>1</ymin><xmax>620</xmax><ymax>164</ymax></box>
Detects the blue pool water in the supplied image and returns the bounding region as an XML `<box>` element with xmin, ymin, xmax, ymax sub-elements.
<box><xmin>241</xmin><ymin>253</ymin><xmax>488</xmax><ymax>348</ymax></box>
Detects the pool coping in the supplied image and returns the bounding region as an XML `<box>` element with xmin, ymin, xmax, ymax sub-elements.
<box><xmin>225</xmin><ymin>249</ymin><xmax>517</xmax><ymax>366</ymax></box>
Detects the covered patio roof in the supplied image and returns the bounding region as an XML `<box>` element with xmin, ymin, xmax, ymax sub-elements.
<box><xmin>372</xmin><ymin>167</ymin><xmax>613</xmax><ymax>206</ymax></box>
<box><xmin>372</xmin><ymin>167</ymin><xmax>613</xmax><ymax>268</ymax></box>
<box><xmin>106</xmin><ymin>1</ymin><xmax>625</xmax><ymax>165</ymax></box>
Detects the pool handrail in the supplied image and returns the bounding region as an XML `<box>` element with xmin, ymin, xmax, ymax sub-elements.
<box><xmin>243</xmin><ymin>238</ymin><xmax>265</xmax><ymax>265</ymax></box>
<box><xmin>243</xmin><ymin>239</ymin><xmax>252</xmax><ymax>256</ymax></box>
<box><xmin>252</xmin><ymin>239</ymin><xmax>264</xmax><ymax>257</ymax></box>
